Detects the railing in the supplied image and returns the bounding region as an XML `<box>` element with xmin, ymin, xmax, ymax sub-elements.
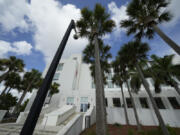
<box><xmin>84</xmin><ymin>106</ymin><xmax>96</xmax><ymax>130</ymax></box>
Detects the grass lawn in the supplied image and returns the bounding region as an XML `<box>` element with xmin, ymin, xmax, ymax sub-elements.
<box><xmin>80</xmin><ymin>124</ymin><xmax>180</xmax><ymax>135</ymax></box>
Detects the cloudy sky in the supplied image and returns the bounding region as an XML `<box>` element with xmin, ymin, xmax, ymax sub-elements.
<box><xmin>0</xmin><ymin>0</ymin><xmax>180</xmax><ymax>73</ymax></box>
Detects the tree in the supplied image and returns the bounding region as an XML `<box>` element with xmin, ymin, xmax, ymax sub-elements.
<box><xmin>129</xmin><ymin>70</ymin><xmax>142</xmax><ymax>94</ymax></box>
<box><xmin>0</xmin><ymin>56</ymin><xmax>24</xmax><ymax>83</ymax></box>
<box><xmin>0</xmin><ymin>93</ymin><xmax>17</xmax><ymax>110</ymax></box>
<box><xmin>19</xmin><ymin>99</ymin><xmax>29</xmax><ymax>112</ymax></box>
<box><xmin>112</xmin><ymin>58</ymin><xmax>129</xmax><ymax>126</ymax></box>
<box><xmin>49</xmin><ymin>82</ymin><xmax>59</xmax><ymax>102</ymax></box>
<box><xmin>120</xmin><ymin>0</ymin><xmax>180</xmax><ymax>55</ymax></box>
<box><xmin>83</xmin><ymin>39</ymin><xmax>112</xmax><ymax>83</ymax></box>
<box><xmin>83</xmin><ymin>40</ymin><xmax>112</xmax><ymax>129</ymax></box>
<box><xmin>76</xmin><ymin>4</ymin><xmax>115</xmax><ymax>135</ymax></box>
<box><xmin>118</xmin><ymin>40</ymin><xmax>170</xmax><ymax>135</ymax></box>
<box><xmin>113</xmin><ymin>56</ymin><xmax>141</xmax><ymax>130</ymax></box>
<box><xmin>150</xmin><ymin>54</ymin><xmax>180</xmax><ymax>95</ymax></box>
<box><xmin>0</xmin><ymin>72</ymin><xmax>21</xmax><ymax>96</ymax></box>
<box><xmin>13</xmin><ymin>69</ymin><xmax>42</xmax><ymax>114</ymax></box>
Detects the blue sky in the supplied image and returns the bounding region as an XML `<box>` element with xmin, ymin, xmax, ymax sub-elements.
<box><xmin>0</xmin><ymin>0</ymin><xmax>180</xmax><ymax>73</ymax></box>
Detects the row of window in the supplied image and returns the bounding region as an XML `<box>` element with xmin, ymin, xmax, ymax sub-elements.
<box><xmin>106</xmin><ymin>97</ymin><xmax>180</xmax><ymax>109</ymax></box>
<box><xmin>53</xmin><ymin>63</ymin><xmax>64</xmax><ymax>80</ymax></box>
<box><xmin>66</xmin><ymin>97</ymin><xmax>88</xmax><ymax>105</ymax></box>
<box><xmin>92</xmin><ymin>81</ymin><xmax>119</xmax><ymax>89</ymax></box>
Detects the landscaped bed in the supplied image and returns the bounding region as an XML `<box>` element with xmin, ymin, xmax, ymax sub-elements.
<box><xmin>80</xmin><ymin>124</ymin><xmax>180</xmax><ymax>135</ymax></box>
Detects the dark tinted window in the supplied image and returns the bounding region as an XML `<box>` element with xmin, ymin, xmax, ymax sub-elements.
<box><xmin>139</xmin><ymin>98</ymin><xmax>149</xmax><ymax>108</ymax></box>
<box><xmin>105</xmin><ymin>98</ymin><xmax>108</xmax><ymax>107</ymax></box>
<box><xmin>113</xmin><ymin>98</ymin><xmax>121</xmax><ymax>107</ymax></box>
<box><xmin>126</xmin><ymin>98</ymin><xmax>133</xmax><ymax>108</ymax></box>
<box><xmin>154</xmin><ymin>97</ymin><xmax>166</xmax><ymax>109</ymax></box>
<box><xmin>168</xmin><ymin>97</ymin><xmax>180</xmax><ymax>109</ymax></box>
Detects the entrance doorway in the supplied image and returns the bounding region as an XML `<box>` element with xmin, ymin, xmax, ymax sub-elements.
<box><xmin>80</xmin><ymin>97</ymin><xmax>88</xmax><ymax>112</ymax></box>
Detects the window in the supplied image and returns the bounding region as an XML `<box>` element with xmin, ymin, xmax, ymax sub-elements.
<box><xmin>113</xmin><ymin>98</ymin><xmax>121</xmax><ymax>107</ymax></box>
<box><xmin>126</xmin><ymin>98</ymin><xmax>133</xmax><ymax>108</ymax></box>
<box><xmin>154</xmin><ymin>97</ymin><xmax>166</xmax><ymax>109</ymax></box>
<box><xmin>123</xmin><ymin>84</ymin><xmax>127</xmax><ymax>88</ymax></box>
<box><xmin>92</xmin><ymin>81</ymin><xmax>95</xmax><ymax>89</ymax></box>
<box><xmin>168</xmin><ymin>97</ymin><xmax>180</xmax><ymax>109</ymax></box>
<box><xmin>107</xmin><ymin>73</ymin><xmax>113</xmax><ymax>80</ymax></box>
<box><xmin>107</xmin><ymin>81</ymin><xmax>114</xmax><ymax>88</ymax></box>
<box><xmin>81</xmin><ymin>97</ymin><xmax>88</xmax><ymax>103</ymax></box>
<box><xmin>105</xmin><ymin>98</ymin><xmax>108</xmax><ymax>107</ymax></box>
<box><xmin>139</xmin><ymin>98</ymin><xmax>149</xmax><ymax>108</ymax></box>
<box><xmin>53</xmin><ymin>73</ymin><xmax>60</xmax><ymax>80</ymax></box>
<box><xmin>57</xmin><ymin>63</ymin><xmax>64</xmax><ymax>71</ymax></box>
<box><xmin>67</xmin><ymin>97</ymin><xmax>74</xmax><ymax>105</ymax></box>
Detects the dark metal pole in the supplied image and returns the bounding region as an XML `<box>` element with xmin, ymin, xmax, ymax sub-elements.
<box><xmin>20</xmin><ymin>20</ymin><xmax>76</xmax><ymax>135</ymax></box>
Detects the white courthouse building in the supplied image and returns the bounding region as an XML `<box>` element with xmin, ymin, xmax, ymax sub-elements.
<box><xmin>16</xmin><ymin>54</ymin><xmax>180</xmax><ymax>134</ymax></box>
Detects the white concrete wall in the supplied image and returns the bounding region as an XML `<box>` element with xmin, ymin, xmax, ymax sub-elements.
<box><xmin>107</xmin><ymin>107</ymin><xmax>180</xmax><ymax>127</ymax></box>
<box><xmin>57</xmin><ymin>114</ymin><xmax>83</xmax><ymax>135</ymax></box>
<box><xmin>41</xmin><ymin>105</ymin><xmax>75</xmax><ymax>126</ymax></box>
<box><xmin>24</xmin><ymin>53</ymin><xmax>180</xmax><ymax>128</ymax></box>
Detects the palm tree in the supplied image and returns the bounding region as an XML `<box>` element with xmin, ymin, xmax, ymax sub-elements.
<box><xmin>83</xmin><ymin>39</ymin><xmax>112</xmax><ymax>83</ymax></box>
<box><xmin>119</xmin><ymin>40</ymin><xmax>170</xmax><ymax>135</ymax></box>
<box><xmin>112</xmin><ymin>57</ymin><xmax>141</xmax><ymax>130</ymax></box>
<box><xmin>49</xmin><ymin>82</ymin><xmax>59</xmax><ymax>102</ymax></box>
<box><xmin>129</xmin><ymin>70</ymin><xmax>142</xmax><ymax>94</ymax></box>
<box><xmin>0</xmin><ymin>93</ymin><xmax>17</xmax><ymax>111</ymax></box>
<box><xmin>120</xmin><ymin>0</ymin><xmax>180</xmax><ymax>55</ymax></box>
<box><xmin>13</xmin><ymin>69</ymin><xmax>42</xmax><ymax>114</ymax></box>
<box><xmin>0</xmin><ymin>72</ymin><xmax>21</xmax><ymax>95</ymax></box>
<box><xmin>150</xmin><ymin>54</ymin><xmax>180</xmax><ymax>95</ymax></box>
<box><xmin>112</xmin><ymin>58</ymin><xmax>129</xmax><ymax>126</ymax></box>
<box><xmin>83</xmin><ymin>39</ymin><xmax>112</xmax><ymax>131</ymax></box>
<box><xmin>76</xmin><ymin>4</ymin><xmax>115</xmax><ymax>135</ymax></box>
<box><xmin>0</xmin><ymin>56</ymin><xmax>24</xmax><ymax>83</ymax></box>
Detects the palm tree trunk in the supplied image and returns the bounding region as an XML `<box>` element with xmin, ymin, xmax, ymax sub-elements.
<box><xmin>120</xmin><ymin>85</ymin><xmax>129</xmax><ymax>125</ymax></box>
<box><xmin>125</xmin><ymin>80</ymin><xmax>141</xmax><ymax>130</ymax></box>
<box><xmin>152</xmin><ymin>24</ymin><xmax>180</xmax><ymax>55</ymax></box>
<box><xmin>0</xmin><ymin>86</ymin><xmax>8</xmax><ymax>95</ymax></box>
<box><xmin>13</xmin><ymin>80</ymin><xmax>33</xmax><ymax>114</ymax></box>
<box><xmin>172</xmin><ymin>82</ymin><xmax>180</xmax><ymax>96</ymax></box>
<box><xmin>94</xmin><ymin>35</ymin><xmax>107</xmax><ymax>135</ymax></box>
<box><xmin>102</xmin><ymin>83</ymin><xmax>107</xmax><ymax>125</ymax></box>
<box><xmin>135</xmin><ymin>63</ymin><xmax>170</xmax><ymax>135</ymax></box>
<box><xmin>13</xmin><ymin>90</ymin><xmax>28</xmax><ymax>114</ymax></box>
<box><xmin>0</xmin><ymin>71</ymin><xmax>10</xmax><ymax>83</ymax></box>
<box><xmin>6</xmin><ymin>87</ymin><xmax>12</xmax><ymax>94</ymax></box>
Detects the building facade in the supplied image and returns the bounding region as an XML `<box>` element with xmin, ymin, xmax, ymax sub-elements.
<box><xmin>25</xmin><ymin>54</ymin><xmax>180</xmax><ymax>127</ymax></box>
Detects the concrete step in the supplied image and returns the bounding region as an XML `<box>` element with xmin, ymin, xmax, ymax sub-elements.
<box><xmin>0</xmin><ymin>123</ymin><xmax>61</xmax><ymax>135</ymax></box>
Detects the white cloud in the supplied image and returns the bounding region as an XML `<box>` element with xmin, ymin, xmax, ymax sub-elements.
<box><xmin>0</xmin><ymin>40</ymin><xmax>12</xmax><ymax>57</ymax></box>
<box><xmin>164</xmin><ymin>0</ymin><xmax>180</xmax><ymax>27</ymax></box>
<box><xmin>28</xmin><ymin>0</ymin><xmax>88</xmax><ymax>63</ymax></box>
<box><xmin>108</xmin><ymin>1</ymin><xmax>128</xmax><ymax>35</ymax></box>
<box><xmin>0</xmin><ymin>0</ymin><xmax>30</xmax><ymax>32</ymax></box>
<box><xmin>0</xmin><ymin>0</ymin><xmax>88</xmax><ymax>64</ymax></box>
<box><xmin>12</xmin><ymin>41</ymin><xmax>32</xmax><ymax>55</ymax></box>
<box><xmin>0</xmin><ymin>40</ymin><xmax>32</xmax><ymax>57</ymax></box>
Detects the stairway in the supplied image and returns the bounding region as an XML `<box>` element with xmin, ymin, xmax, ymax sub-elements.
<box><xmin>0</xmin><ymin>123</ymin><xmax>61</xmax><ymax>135</ymax></box>
<box><xmin>0</xmin><ymin>105</ymin><xmax>82</xmax><ymax>135</ymax></box>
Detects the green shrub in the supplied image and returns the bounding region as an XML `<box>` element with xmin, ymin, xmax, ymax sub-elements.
<box><xmin>138</xmin><ymin>130</ymin><xmax>146</xmax><ymax>135</ymax></box>
<box><xmin>113</xmin><ymin>123</ymin><xmax>120</xmax><ymax>127</ymax></box>
<box><xmin>167</xmin><ymin>125</ymin><xmax>176</xmax><ymax>135</ymax></box>
<box><xmin>87</xmin><ymin>130</ymin><xmax>96</xmax><ymax>135</ymax></box>
<box><xmin>128</xmin><ymin>128</ymin><xmax>134</xmax><ymax>135</ymax></box>
<box><xmin>113</xmin><ymin>123</ymin><xmax>122</xmax><ymax>129</ymax></box>
<box><xmin>146</xmin><ymin>129</ymin><xmax>161</xmax><ymax>135</ymax></box>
